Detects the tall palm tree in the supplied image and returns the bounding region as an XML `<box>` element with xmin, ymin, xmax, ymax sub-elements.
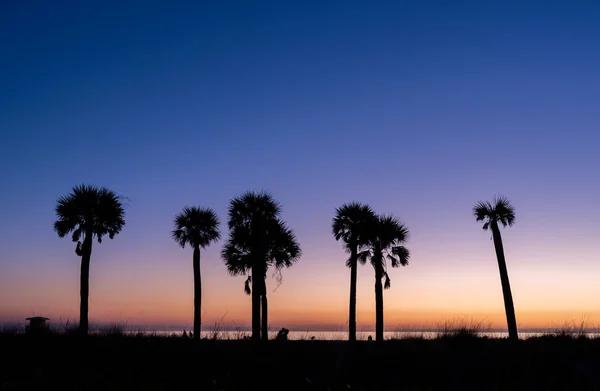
<box><xmin>53</xmin><ymin>184</ymin><xmax>125</xmax><ymax>335</ymax></box>
<box><xmin>473</xmin><ymin>195</ymin><xmax>518</xmax><ymax>341</ymax></box>
<box><xmin>332</xmin><ymin>202</ymin><xmax>376</xmax><ymax>341</ymax></box>
<box><xmin>360</xmin><ymin>215</ymin><xmax>410</xmax><ymax>342</ymax></box>
<box><xmin>172</xmin><ymin>206</ymin><xmax>220</xmax><ymax>340</ymax></box>
<box><xmin>221</xmin><ymin>191</ymin><xmax>301</xmax><ymax>341</ymax></box>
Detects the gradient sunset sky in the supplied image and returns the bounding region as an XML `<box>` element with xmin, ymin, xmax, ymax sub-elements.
<box><xmin>1</xmin><ymin>1</ymin><xmax>599</xmax><ymax>331</ymax></box>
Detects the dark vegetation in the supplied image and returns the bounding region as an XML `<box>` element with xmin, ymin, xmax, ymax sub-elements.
<box><xmin>1</xmin><ymin>331</ymin><xmax>600</xmax><ymax>390</ymax></box>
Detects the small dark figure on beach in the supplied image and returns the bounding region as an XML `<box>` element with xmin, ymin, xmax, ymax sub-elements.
<box><xmin>368</xmin><ymin>335</ymin><xmax>373</xmax><ymax>341</ymax></box>
<box><xmin>276</xmin><ymin>328</ymin><xmax>289</xmax><ymax>340</ymax></box>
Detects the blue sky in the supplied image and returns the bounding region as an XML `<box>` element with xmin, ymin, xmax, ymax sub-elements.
<box><xmin>1</xmin><ymin>1</ymin><xmax>599</xmax><ymax>329</ymax></box>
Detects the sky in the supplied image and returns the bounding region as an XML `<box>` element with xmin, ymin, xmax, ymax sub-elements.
<box><xmin>1</xmin><ymin>0</ymin><xmax>599</xmax><ymax>332</ymax></box>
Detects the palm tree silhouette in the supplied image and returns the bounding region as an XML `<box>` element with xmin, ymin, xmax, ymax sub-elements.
<box><xmin>221</xmin><ymin>191</ymin><xmax>301</xmax><ymax>341</ymax></box>
<box><xmin>172</xmin><ymin>206</ymin><xmax>220</xmax><ymax>341</ymax></box>
<box><xmin>360</xmin><ymin>215</ymin><xmax>410</xmax><ymax>342</ymax></box>
<box><xmin>473</xmin><ymin>195</ymin><xmax>518</xmax><ymax>341</ymax></box>
<box><xmin>53</xmin><ymin>184</ymin><xmax>125</xmax><ymax>335</ymax></box>
<box><xmin>332</xmin><ymin>202</ymin><xmax>376</xmax><ymax>341</ymax></box>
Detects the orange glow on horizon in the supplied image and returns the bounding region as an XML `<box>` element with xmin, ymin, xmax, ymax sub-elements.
<box><xmin>3</xmin><ymin>243</ymin><xmax>600</xmax><ymax>331</ymax></box>
<box><xmin>3</xmin><ymin>295</ymin><xmax>599</xmax><ymax>331</ymax></box>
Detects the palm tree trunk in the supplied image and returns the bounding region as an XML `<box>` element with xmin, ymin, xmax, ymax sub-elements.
<box><xmin>375</xmin><ymin>261</ymin><xmax>384</xmax><ymax>342</ymax></box>
<box><xmin>491</xmin><ymin>221</ymin><xmax>518</xmax><ymax>341</ymax></box>
<box><xmin>79</xmin><ymin>233</ymin><xmax>93</xmax><ymax>335</ymax></box>
<box><xmin>251</xmin><ymin>265</ymin><xmax>261</xmax><ymax>341</ymax></box>
<box><xmin>261</xmin><ymin>276</ymin><xmax>268</xmax><ymax>341</ymax></box>
<box><xmin>193</xmin><ymin>245</ymin><xmax>201</xmax><ymax>340</ymax></box>
<box><xmin>348</xmin><ymin>243</ymin><xmax>358</xmax><ymax>341</ymax></box>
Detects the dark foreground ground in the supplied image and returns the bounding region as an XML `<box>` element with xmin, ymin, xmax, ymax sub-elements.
<box><xmin>1</xmin><ymin>334</ymin><xmax>600</xmax><ymax>390</ymax></box>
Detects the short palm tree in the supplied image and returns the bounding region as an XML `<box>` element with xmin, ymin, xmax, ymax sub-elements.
<box><xmin>221</xmin><ymin>191</ymin><xmax>301</xmax><ymax>341</ymax></box>
<box><xmin>332</xmin><ymin>202</ymin><xmax>376</xmax><ymax>341</ymax></box>
<box><xmin>172</xmin><ymin>206</ymin><xmax>220</xmax><ymax>340</ymax></box>
<box><xmin>473</xmin><ymin>195</ymin><xmax>518</xmax><ymax>341</ymax></box>
<box><xmin>53</xmin><ymin>184</ymin><xmax>125</xmax><ymax>335</ymax></box>
<box><xmin>360</xmin><ymin>215</ymin><xmax>410</xmax><ymax>342</ymax></box>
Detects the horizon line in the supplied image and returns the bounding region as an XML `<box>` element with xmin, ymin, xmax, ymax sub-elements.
<box><xmin>3</xmin><ymin>321</ymin><xmax>597</xmax><ymax>333</ymax></box>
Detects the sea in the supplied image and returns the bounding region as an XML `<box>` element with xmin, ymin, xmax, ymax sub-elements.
<box><xmin>4</xmin><ymin>322</ymin><xmax>598</xmax><ymax>340</ymax></box>
<box><xmin>105</xmin><ymin>329</ymin><xmax>600</xmax><ymax>340</ymax></box>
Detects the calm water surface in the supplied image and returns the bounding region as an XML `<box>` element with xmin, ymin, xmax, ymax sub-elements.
<box><xmin>4</xmin><ymin>322</ymin><xmax>597</xmax><ymax>340</ymax></box>
<box><xmin>125</xmin><ymin>330</ymin><xmax>600</xmax><ymax>340</ymax></box>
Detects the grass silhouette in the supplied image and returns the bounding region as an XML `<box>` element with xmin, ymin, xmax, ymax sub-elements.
<box><xmin>436</xmin><ymin>318</ymin><xmax>492</xmax><ymax>339</ymax></box>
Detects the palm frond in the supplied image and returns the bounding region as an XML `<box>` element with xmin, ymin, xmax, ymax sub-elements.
<box><xmin>244</xmin><ymin>275</ymin><xmax>252</xmax><ymax>295</ymax></box>
<box><xmin>473</xmin><ymin>200</ymin><xmax>493</xmax><ymax>222</ymax></box>
<box><xmin>75</xmin><ymin>242</ymin><xmax>82</xmax><ymax>256</ymax></box>
<box><xmin>331</xmin><ymin>202</ymin><xmax>376</xmax><ymax>264</ymax></box>
<box><xmin>345</xmin><ymin>256</ymin><xmax>353</xmax><ymax>268</ymax></box>
<box><xmin>361</xmin><ymin>213</ymin><xmax>411</xmax><ymax>289</ymax></box>
<box><xmin>473</xmin><ymin>196</ymin><xmax>516</xmax><ymax>229</ymax></box>
<box><xmin>227</xmin><ymin>190</ymin><xmax>280</xmax><ymax>230</ymax></box>
<box><xmin>54</xmin><ymin>192</ymin><xmax>83</xmax><ymax>237</ymax></box>
<box><xmin>384</xmin><ymin>272</ymin><xmax>391</xmax><ymax>289</ymax></box>
<box><xmin>172</xmin><ymin>228</ymin><xmax>187</xmax><ymax>248</ymax></box>
<box><xmin>172</xmin><ymin>206</ymin><xmax>221</xmax><ymax>249</ymax></box>
<box><xmin>386</xmin><ymin>254</ymin><xmax>397</xmax><ymax>267</ymax></box>
<box><xmin>493</xmin><ymin>195</ymin><xmax>516</xmax><ymax>227</ymax></box>
<box><xmin>357</xmin><ymin>250</ymin><xmax>370</xmax><ymax>265</ymax></box>
<box><xmin>70</xmin><ymin>227</ymin><xmax>82</xmax><ymax>243</ymax></box>
<box><xmin>221</xmin><ymin>239</ymin><xmax>252</xmax><ymax>276</ymax></box>
<box><xmin>375</xmin><ymin>215</ymin><xmax>409</xmax><ymax>247</ymax></box>
<box><xmin>54</xmin><ymin>184</ymin><xmax>125</xmax><ymax>245</ymax></box>
<box><xmin>269</xmin><ymin>219</ymin><xmax>301</xmax><ymax>270</ymax></box>
<box><xmin>391</xmin><ymin>246</ymin><xmax>410</xmax><ymax>267</ymax></box>
<box><xmin>53</xmin><ymin>220</ymin><xmax>75</xmax><ymax>238</ymax></box>
<box><xmin>94</xmin><ymin>187</ymin><xmax>126</xmax><ymax>242</ymax></box>
<box><xmin>222</xmin><ymin>191</ymin><xmax>301</xmax><ymax>295</ymax></box>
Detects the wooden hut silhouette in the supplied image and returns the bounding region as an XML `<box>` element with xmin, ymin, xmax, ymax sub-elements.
<box><xmin>25</xmin><ymin>317</ymin><xmax>50</xmax><ymax>334</ymax></box>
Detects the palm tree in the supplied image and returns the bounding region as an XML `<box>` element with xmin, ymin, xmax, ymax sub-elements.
<box><xmin>53</xmin><ymin>184</ymin><xmax>125</xmax><ymax>335</ymax></box>
<box><xmin>172</xmin><ymin>206</ymin><xmax>220</xmax><ymax>340</ymax></box>
<box><xmin>221</xmin><ymin>191</ymin><xmax>301</xmax><ymax>341</ymax></box>
<box><xmin>332</xmin><ymin>202</ymin><xmax>376</xmax><ymax>341</ymax></box>
<box><xmin>473</xmin><ymin>195</ymin><xmax>518</xmax><ymax>341</ymax></box>
<box><xmin>360</xmin><ymin>215</ymin><xmax>410</xmax><ymax>342</ymax></box>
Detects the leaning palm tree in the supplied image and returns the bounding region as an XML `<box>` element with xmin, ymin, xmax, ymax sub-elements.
<box><xmin>54</xmin><ymin>184</ymin><xmax>125</xmax><ymax>335</ymax></box>
<box><xmin>360</xmin><ymin>215</ymin><xmax>410</xmax><ymax>342</ymax></box>
<box><xmin>332</xmin><ymin>202</ymin><xmax>376</xmax><ymax>341</ymax></box>
<box><xmin>473</xmin><ymin>195</ymin><xmax>518</xmax><ymax>341</ymax></box>
<box><xmin>221</xmin><ymin>191</ymin><xmax>301</xmax><ymax>341</ymax></box>
<box><xmin>172</xmin><ymin>206</ymin><xmax>220</xmax><ymax>340</ymax></box>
